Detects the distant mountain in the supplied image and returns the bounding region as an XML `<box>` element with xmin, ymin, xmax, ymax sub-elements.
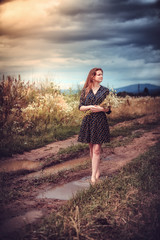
<box><xmin>115</xmin><ymin>84</ymin><xmax>160</xmax><ymax>94</ymax></box>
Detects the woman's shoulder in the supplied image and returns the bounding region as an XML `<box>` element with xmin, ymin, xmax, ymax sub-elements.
<box><xmin>100</xmin><ymin>85</ymin><xmax>109</xmax><ymax>92</ymax></box>
<box><xmin>80</xmin><ymin>88</ymin><xmax>87</xmax><ymax>98</ymax></box>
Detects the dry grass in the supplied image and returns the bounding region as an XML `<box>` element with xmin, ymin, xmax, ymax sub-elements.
<box><xmin>0</xmin><ymin>76</ymin><xmax>160</xmax><ymax>157</ymax></box>
<box><xmin>109</xmin><ymin>96</ymin><xmax>160</xmax><ymax>119</ymax></box>
<box><xmin>22</xmin><ymin>141</ymin><xmax>160</xmax><ymax>240</ymax></box>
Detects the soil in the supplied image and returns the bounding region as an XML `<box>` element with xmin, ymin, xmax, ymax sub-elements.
<box><xmin>0</xmin><ymin>113</ymin><xmax>160</xmax><ymax>239</ymax></box>
<box><xmin>1</xmin><ymin>113</ymin><xmax>158</xmax><ymax>164</ymax></box>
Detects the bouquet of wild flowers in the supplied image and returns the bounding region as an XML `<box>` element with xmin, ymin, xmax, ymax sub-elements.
<box><xmin>83</xmin><ymin>89</ymin><xmax>118</xmax><ymax>116</ymax></box>
<box><xmin>100</xmin><ymin>89</ymin><xmax>119</xmax><ymax>110</ymax></box>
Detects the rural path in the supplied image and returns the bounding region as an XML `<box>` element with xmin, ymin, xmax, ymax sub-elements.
<box><xmin>0</xmin><ymin>113</ymin><xmax>159</xmax><ymax>165</ymax></box>
<box><xmin>0</xmin><ymin>113</ymin><xmax>160</xmax><ymax>239</ymax></box>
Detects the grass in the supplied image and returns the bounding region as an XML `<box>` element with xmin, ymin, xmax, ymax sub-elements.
<box><xmin>0</xmin><ymin>157</ymin><xmax>91</xmax><ymax>204</ymax></box>
<box><xmin>29</xmin><ymin>161</ymin><xmax>90</xmax><ymax>188</ymax></box>
<box><xmin>3</xmin><ymin>106</ymin><xmax>160</xmax><ymax>159</ymax></box>
<box><xmin>105</xmin><ymin>130</ymin><xmax>143</xmax><ymax>148</ymax></box>
<box><xmin>0</xmin><ymin>117</ymin><xmax>159</xmax><ymax>239</ymax></box>
<box><xmin>1</xmin><ymin>76</ymin><xmax>160</xmax><ymax>158</ymax></box>
<box><xmin>0</xmin><ymin>119</ymin><xmax>159</xmax><ymax>205</ymax></box>
<box><xmin>0</xmin><ymin>114</ymin><xmax>143</xmax><ymax>158</ymax></box>
<box><xmin>108</xmin><ymin>114</ymin><xmax>144</xmax><ymax>126</ymax></box>
<box><xmin>0</xmin><ymin>125</ymin><xmax>80</xmax><ymax>158</ymax></box>
<box><xmin>41</xmin><ymin>119</ymin><xmax>160</xmax><ymax>168</ymax></box>
<box><xmin>103</xmin><ymin>118</ymin><xmax>159</xmax><ymax>149</ymax></box>
<box><xmin>0</xmin><ymin>172</ymin><xmax>27</xmax><ymax>204</ymax></box>
<box><xmin>110</xmin><ymin>119</ymin><xmax>159</xmax><ymax>138</ymax></box>
<box><xmin>1</xmin><ymin>112</ymin><xmax>158</xmax><ymax>159</ymax></box>
<box><xmin>22</xmin><ymin>140</ymin><xmax>160</xmax><ymax>240</ymax></box>
<box><xmin>58</xmin><ymin>143</ymin><xmax>88</xmax><ymax>155</ymax></box>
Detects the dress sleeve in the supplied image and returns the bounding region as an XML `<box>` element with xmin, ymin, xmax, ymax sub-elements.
<box><xmin>105</xmin><ymin>88</ymin><xmax>112</xmax><ymax>115</ymax></box>
<box><xmin>105</xmin><ymin>88</ymin><xmax>109</xmax><ymax>97</ymax></box>
<box><xmin>79</xmin><ymin>89</ymin><xmax>86</xmax><ymax>109</ymax></box>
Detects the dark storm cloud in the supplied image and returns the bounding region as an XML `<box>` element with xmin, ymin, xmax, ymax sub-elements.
<box><xmin>58</xmin><ymin>0</ymin><xmax>160</xmax><ymax>20</ymax></box>
<box><xmin>98</xmin><ymin>0</ymin><xmax>160</xmax><ymax>21</ymax></box>
<box><xmin>1</xmin><ymin>0</ymin><xmax>159</xmax><ymax>51</ymax></box>
<box><xmin>0</xmin><ymin>0</ymin><xmax>160</xmax><ymax>85</ymax></box>
<box><xmin>55</xmin><ymin>0</ymin><xmax>160</xmax><ymax>50</ymax></box>
<box><xmin>123</xmin><ymin>20</ymin><xmax>160</xmax><ymax>49</ymax></box>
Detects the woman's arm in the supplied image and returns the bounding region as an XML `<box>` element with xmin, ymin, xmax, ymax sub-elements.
<box><xmin>92</xmin><ymin>105</ymin><xmax>111</xmax><ymax>114</ymax></box>
<box><xmin>79</xmin><ymin>105</ymin><xmax>94</xmax><ymax>111</ymax></box>
<box><xmin>80</xmin><ymin>105</ymin><xmax>110</xmax><ymax>113</ymax></box>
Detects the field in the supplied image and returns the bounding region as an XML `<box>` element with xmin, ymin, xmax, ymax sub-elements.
<box><xmin>0</xmin><ymin>76</ymin><xmax>159</xmax><ymax>157</ymax></box>
<box><xmin>0</xmin><ymin>76</ymin><xmax>160</xmax><ymax>240</ymax></box>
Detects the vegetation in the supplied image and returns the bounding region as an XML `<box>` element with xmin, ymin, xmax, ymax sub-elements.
<box><xmin>0</xmin><ymin>76</ymin><xmax>81</xmax><ymax>157</ymax></box>
<box><xmin>0</xmin><ymin>76</ymin><xmax>160</xmax><ymax>157</ymax></box>
<box><xmin>0</xmin><ymin>76</ymin><xmax>160</xmax><ymax>240</ymax></box>
<box><xmin>21</xmin><ymin>141</ymin><xmax>160</xmax><ymax>240</ymax></box>
<box><xmin>1</xmin><ymin>118</ymin><xmax>159</xmax><ymax>205</ymax></box>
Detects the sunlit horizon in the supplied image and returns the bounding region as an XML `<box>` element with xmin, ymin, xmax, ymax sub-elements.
<box><xmin>0</xmin><ymin>0</ymin><xmax>160</xmax><ymax>89</ymax></box>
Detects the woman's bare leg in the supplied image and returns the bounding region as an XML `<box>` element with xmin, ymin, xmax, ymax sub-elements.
<box><xmin>89</xmin><ymin>143</ymin><xmax>93</xmax><ymax>159</ymax></box>
<box><xmin>91</xmin><ymin>144</ymin><xmax>101</xmax><ymax>183</ymax></box>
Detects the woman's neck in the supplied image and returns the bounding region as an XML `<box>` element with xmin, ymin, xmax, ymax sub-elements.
<box><xmin>92</xmin><ymin>82</ymin><xmax>100</xmax><ymax>89</ymax></box>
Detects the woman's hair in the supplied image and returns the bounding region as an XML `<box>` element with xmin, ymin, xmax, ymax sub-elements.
<box><xmin>83</xmin><ymin>67</ymin><xmax>103</xmax><ymax>97</ymax></box>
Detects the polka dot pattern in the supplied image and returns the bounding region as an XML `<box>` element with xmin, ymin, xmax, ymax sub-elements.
<box><xmin>78</xmin><ymin>85</ymin><xmax>110</xmax><ymax>144</ymax></box>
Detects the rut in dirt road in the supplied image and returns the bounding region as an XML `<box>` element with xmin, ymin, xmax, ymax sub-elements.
<box><xmin>0</xmin><ymin>114</ymin><xmax>160</xmax><ymax>239</ymax></box>
<box><xmin>1</xmin><ymin>124</ymin><xmax>160</xmax><ymax>239</ymax></box>
<box><xmin>1</xmin><ymin>113</ymin><xmax>159</xmax><ymax>174</ymax></box>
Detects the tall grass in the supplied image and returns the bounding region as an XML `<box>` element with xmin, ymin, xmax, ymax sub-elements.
<box><xmin>0</xmin><ymin>76</ymin><xmax>80</xmax><ymax>157</ymax></box>
<box><xmin>21</xmin><ymin>141</ymin><xmax>160</xmax><ymax>240</ymax></box>
<box><xmin>0</xmin><ymin>76</ymin><xmax>160</xmax><ymax>157</ymax></box>
<box><xmin>109</xmin><ymin>95</ymin><xmax>160</xmax><ymax>119</ymax></box>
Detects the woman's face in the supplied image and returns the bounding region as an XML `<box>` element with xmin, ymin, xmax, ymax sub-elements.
<box><xmin>93</xmin><ymin>70</ymin><xmax>103</xmax><ymax>83</ymax></box>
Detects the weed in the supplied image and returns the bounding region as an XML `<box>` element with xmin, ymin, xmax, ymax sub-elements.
<box><xmin>58</xmin><ymin>143</ymin><xmax>88</xmax><ymax>155</ymax></box>
<box><xmin>1</xmin><ymin>76</ymin><xmax>160</xmax><ymax>157</ymax></box>
<box><xmin>23</xmin><ymin>141</ymin><xmax>160</xmax><ymax>240</ymax></box>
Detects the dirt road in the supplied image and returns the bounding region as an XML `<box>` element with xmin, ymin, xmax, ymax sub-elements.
<box><xmin>0</xmin><ymin>113</ymin><xmax>160</xmax><ymax>239</ymax></box>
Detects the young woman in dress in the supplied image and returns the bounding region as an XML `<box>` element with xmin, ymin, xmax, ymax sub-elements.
<box><xmin>78</xmin><ymin>67</ymin><xmax>110</xmax><ymax>184</ymax></box>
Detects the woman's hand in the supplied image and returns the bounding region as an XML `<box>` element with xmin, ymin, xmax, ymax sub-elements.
<box><xmin>90</xmin><ymin>105</ymin><xmax>104</xmax><ymax>112</ymax></box>
<box><xmin>80</xmin><ymin>105</ymin><xmax>110</xmax><ymax>113</ymax></box>
<box><xmin>90</xmin><ymin>105</ymin><xmax>111</xmax><ymax>113</ymax></box>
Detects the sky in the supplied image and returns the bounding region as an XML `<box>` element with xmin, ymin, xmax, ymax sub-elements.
<box><xmin>0</xmin><ymin>0</ymin><xmax>160</xmax><ymax>89</ymax></box>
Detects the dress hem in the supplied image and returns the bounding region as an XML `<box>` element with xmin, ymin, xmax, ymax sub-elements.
<box><xmin>77</xmin><ymin>139</ymin><xmax>110</xmax><ymax>144</ymax></box>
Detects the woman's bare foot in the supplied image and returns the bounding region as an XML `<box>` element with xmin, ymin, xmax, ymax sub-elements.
<box><xmin>91</xmin><ymin>177</ymin><xmax>96</xmax><ymax>185</ymax></box>
<box><xmin>96</xmin><ymin>172</ymin><xmax>100</xmax><ymax>181</ymax></box>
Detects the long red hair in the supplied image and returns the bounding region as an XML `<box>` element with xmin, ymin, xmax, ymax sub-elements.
<box><xmin>83</xmin><ymin>67</ymin><xmax>103</xmax><ymax>97</ymax></box>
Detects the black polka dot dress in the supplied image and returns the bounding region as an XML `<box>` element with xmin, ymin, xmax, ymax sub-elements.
<box><xmin>78</xmin><ymin>85</ymin><xmax>110</xmax><ymax>144</ymax></box>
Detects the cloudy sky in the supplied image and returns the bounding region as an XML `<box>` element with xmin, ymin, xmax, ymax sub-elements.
<box><xmin>0</xmin><ymin>0</ymin><xmax>160</xmax><ymax>89</ymax></box>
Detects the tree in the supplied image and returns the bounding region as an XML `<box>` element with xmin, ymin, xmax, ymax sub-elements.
<box><xmin>143</xmin><ymin>87</ymin><xmax>149</xmax><ymax>96</ymax></box>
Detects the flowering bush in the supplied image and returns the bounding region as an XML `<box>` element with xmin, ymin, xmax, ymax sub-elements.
<box><xmin>1</xmin><ymin>76</ymin><xmax>160</xmax><ymax>140</ymax></box>
<box><xmin>0</xmin><ymin>76</ymin><xmax>31</xmax><ymax>136</ymax></box>
<box><xmin>21</xmin><ymin>93</ymin><xmax>75</xmax><ymax>132</ymax></box>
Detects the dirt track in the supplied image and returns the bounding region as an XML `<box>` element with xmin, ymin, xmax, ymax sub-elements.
<box><xmin>0</xmin><ymin>113</ymin><xmax>159</xmax><ymax>165</ymax></box>
<box><xmin>0</xmin><ymin>113</ymin><xmax>160</xmax><ymax>239</ymax></box>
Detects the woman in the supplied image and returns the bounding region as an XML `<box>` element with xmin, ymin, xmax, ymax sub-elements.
<box><xmin>78</xmin><ymin>67</ymin><xmax>110</xmax><ymax>184</ymax></box>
